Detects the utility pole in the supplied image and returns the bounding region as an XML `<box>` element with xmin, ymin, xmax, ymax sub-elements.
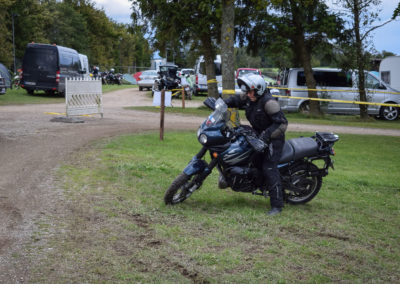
<box><xmin>12</xmin><ymin>13</ymin><xmax>17</xmax><ymax>74</ymax></box>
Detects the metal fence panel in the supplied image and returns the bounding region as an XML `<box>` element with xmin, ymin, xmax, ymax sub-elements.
<box><xmin>66</xmin><ymin>78</ymin><xmax>103</xmax><ymax>117</ymax></box>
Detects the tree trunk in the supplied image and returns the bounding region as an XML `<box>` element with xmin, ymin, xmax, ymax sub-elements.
<box><xmin>353</xmin><ymin>0</ymin><xmax>369</xmax><ymax>119</ymax></box>
<box><xmin>221</xmin><ymin>0</ymin><xmax>235</xmax><ymax>97</ymax></box>
<box><xmin>290</xmin><ymin>0</ymin><xmax>322</xmax><ymax>116</ymax></box>
<box><xmin>221</xmin><ymin>0</ymin><xmax>239</xmax><ymax>126</ymax></box>
<box><xmin>201</xmin><ymin>33</ymin><xmax>219</xmax><ymax>98</ymax></box>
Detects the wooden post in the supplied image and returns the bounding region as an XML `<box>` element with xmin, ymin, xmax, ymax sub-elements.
<box><xmin>160</xmin><ymin>89</ymin><xmax>165</xmax><ymax>141</ymax></box>
<box><xmin>182</xmin><ymin>86</ymin><xmax>185</xmax><ymax>109</ymax></box>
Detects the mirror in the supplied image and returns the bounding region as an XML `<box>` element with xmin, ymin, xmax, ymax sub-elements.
<box><xmin>203</xmin><ymin>97</ymin><xmax>216</xmax><ymax>110</ymax></box>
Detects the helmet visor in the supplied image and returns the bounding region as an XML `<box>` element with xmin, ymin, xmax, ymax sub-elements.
<box><xmin>240</xmin><ymin>84</ymin><xmax>249</xmax><ymax>93</ymax></box>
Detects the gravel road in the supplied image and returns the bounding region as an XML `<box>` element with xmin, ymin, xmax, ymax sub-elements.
<box><xmin>0</xmin><ymin>88</ymin><xmax>399</xmax><ymax>282</ymax></box>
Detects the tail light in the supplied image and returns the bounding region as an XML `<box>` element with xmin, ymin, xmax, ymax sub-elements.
<box><xmin>56</xmin><ymin>70</ymin><xmax>60</xmax><ymax>83</ymax></box>
<box><xmin>285</xmin><ymin>89</ymin><xmax>291</xmax><ymax>96</ymax></box>
<box><xmin>196</xmin><ymin>75</ymin><xmax>198</xmax><ymax>85</ymax></box>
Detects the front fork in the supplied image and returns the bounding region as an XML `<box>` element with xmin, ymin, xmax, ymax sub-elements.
<box><xmin>183</xmin><ymin>147</ymin><xmax>218</xmax><ymax>187</ymax></box>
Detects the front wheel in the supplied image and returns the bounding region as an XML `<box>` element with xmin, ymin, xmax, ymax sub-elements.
<box><xmin>380</xmin><ymin>105</ymin><xmax>399</xmax><ymax>121</ymax></box>
<box><xmin>299</xmin><ymin>101</ymin><xmax>310</xmax><ymax>114</ymax></box>
<box><xmin>285</xmin><ymin>163</ymin><xmax>322</xmax><ymax>204</ymax></box>
<box><xmin>164</xmin><ymin>173</ymin><xmax>200</xmax><ymax>205</ymax></box>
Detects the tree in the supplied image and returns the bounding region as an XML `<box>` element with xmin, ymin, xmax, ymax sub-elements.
<box><xmin>237</xmin><ymin>0</ymin><xmax>345</xmax><ymax>116</ymax></box>
<box><xmin>221</xmin><ymin>0</ymin><xmax>240</xmax><ymax>126</ymax></box>
<box><xmin>45</xmin><ymin>2</ymin><xmax>90</xmax><ymax>53</ymax></box>
<box><xmin>8</xmin><ymin>0</ymin><xmax>50</xmax><ymax>66</ymax></box>
<box><xmin>0</xmin><ymin>0</ymin><xmax>152</xmax><ymax>73</ymax></box>
<box><xmin>339</xmin><ymin>0</ymin><xmax>393</xmax><ymax>119</ymax></box>
<box><xmin>221</xmin><ymin>0</ymin><xmax>235</xmax><ymax>99</ymax></box>
<box><xmin>393</xmin><ymin>2</ymin><xmax>400</xmax><ymax>19</ymax></box>
<box><xmin>0</xmin><ymin>0</ymin><xmax>15</xmax><ymax>67</ymax></box>
<box><xmin>131</xmin><ymin>0</ymin><xmax>221</xmax><ymax>97</ymax></box>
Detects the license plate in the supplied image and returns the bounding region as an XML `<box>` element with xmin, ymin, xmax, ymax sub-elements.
<box><xmin>25</xmin><ymin>81</ymin><xmax>36</xmax><ymax>86</ymax></box>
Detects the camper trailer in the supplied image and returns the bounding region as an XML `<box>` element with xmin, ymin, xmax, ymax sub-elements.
<box><xmin>379</xmin><ymin>56</ymin><xmax>400</xmax><ymax>91</ymax></box>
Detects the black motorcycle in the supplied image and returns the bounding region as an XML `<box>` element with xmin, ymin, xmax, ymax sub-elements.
<box><xmin>164</xmin><ymin>98</ymin><xmax>339</xmax><ymax>206</ymax></box>
<box><xmin>106</xmin><ymin>72</ymin><xmax>122</xmax><ymax>85</ymax></box>
<box><xmin>152</xmin><ymin>65</ymin><xmax>193</xmax><ymax>100</ymax></box>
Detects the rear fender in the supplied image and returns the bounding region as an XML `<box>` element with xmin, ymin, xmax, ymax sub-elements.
<box><xmin>183</xmin><ymin>156</ymin><xmax>209</xmax><ymax>176</ymax></box>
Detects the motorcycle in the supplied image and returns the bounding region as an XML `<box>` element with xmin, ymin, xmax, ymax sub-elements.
<box><xmin>152</xmin><ymin>65</ymin><xmax>192</xmax><ymax>100</ymax></box>
<box><xmin>12</xmin><ymin>73</ymin><xmax>21</xmax><ymax>89</ymax></box>
<box><xmin>164</xmin><ymin>97</ymin><xmax>339</xmax><ymax>207</ymax></box>
<box><xmin>106</xmin><ymin>72</ymin><xmax>122</xmax><ymax>85</ymax></box>
<box><xmin>100</xmin><ymin>71</ymin><xmax>122</xmax><ymax>85</ymax></box>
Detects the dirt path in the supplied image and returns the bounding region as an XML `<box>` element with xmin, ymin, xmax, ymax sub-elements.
<box><xmin>0</xmin><ymin>88</ymin><xmax>399</xmax><ymax>282</ymax></box>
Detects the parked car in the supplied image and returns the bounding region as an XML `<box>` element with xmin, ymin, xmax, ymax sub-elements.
<box><xmin>138</xmin><ymin>70</ymin><xmax>158</xmax><ymax>91</ymax></box>
<box><xmin>193</xmin><ymin>55</ymin><xmax>222</xmax><ymax>96</ymax></box>
<box><xmin>21</xmin><ymin>43</ymin><xmax>85</xmax><ymax>95</ymax></box>
<box><xmin>236</xmin><ymin>68</ymin><xmax>262</xmax><ymax>78</ymax></box>
<box><xmin>277</xmin><ymin>68</ymin><xmax>400</xmax><ymax>120</ymax></box>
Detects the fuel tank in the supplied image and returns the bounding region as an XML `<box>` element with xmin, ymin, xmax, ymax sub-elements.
<box><xmin>220</xmin><ymin>135</ymin><xmax>253</xmax><ymax>166</ymax></box>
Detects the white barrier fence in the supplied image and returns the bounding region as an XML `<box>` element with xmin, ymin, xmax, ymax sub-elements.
<box><xmin>65</xmin><ymin>78</ymin><xmax>103</xmax><ymax>117</ymax></box>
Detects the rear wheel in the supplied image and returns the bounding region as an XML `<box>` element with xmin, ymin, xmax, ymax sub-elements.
<box><xmin>285</xmin><ymin>163</ymin><xmax>322</xmax><ymax>204</ymax></box>
<box><xmin>380</xmin><ymin>105</ymin><xmax>399</xmax><ymax>121</ymax></box>
<box><xmin>164</xmin><ymin>173</ymin><xmax>200</xmax><ymax>205</ymax></box>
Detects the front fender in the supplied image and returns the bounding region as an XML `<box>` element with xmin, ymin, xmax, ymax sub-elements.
<box><xmin>183</xmin><ymin>156</ymin><xmax>209</xmax><ymax>176</ymax></box>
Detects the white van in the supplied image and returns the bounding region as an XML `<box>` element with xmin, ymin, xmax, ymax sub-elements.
<box><xmin>278</xmin><ymin>68</ymin><xmax>400</xmax><ymax>120</ymax></box>
<box><xmin>193</xmin><ymin>55</ymin><xmax>222</xmax><ymax>96</ymax></box>
<box><xmin>79</xmin><ymin>54</ymin><xmax>90</xmax><ymax>77</ymax></box>
<box><xmin>380</xmin><ymin>56</ymin><xmax>400</xmax><ymax>91</ymax></box>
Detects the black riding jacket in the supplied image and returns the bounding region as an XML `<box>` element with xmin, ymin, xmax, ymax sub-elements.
<box><xmin>224</xmin><ymin>91</ymin><xmax>288</xmax><ymax>141</ymax></box>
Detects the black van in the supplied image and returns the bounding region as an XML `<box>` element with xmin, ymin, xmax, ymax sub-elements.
<box><xmin>21</xmin><ymin>43</ymin><xmax>83</xmax><ymax>95</ymax></box>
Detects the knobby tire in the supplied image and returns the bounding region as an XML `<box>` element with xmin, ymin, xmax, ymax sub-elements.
<box><xmin>285</xmin><ymin>163</ymin><xmax>322</xmax><ymax>204</ymax></box>
<box><xmin>164</xmin><ymin>173</ymin><xmax>192</xmax><ymax>205</ymax></box>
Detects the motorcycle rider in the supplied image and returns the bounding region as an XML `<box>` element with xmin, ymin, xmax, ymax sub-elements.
<box><xmin>93</xmin><ymin>66</ymin><xmax>99</xmax><ymax>79</ymax></box>
<box><xmin>224</xmin><ymin>74</ymin><xmax>288</xmax><ymax>215</ymax></box>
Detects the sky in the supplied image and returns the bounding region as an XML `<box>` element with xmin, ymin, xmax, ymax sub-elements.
<box><xmin>92</xmin><ymin>0</ymin><xmax>400</xmax><ymax>55</ymax></box>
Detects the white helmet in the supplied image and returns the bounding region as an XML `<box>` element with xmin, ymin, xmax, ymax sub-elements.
<box><xmin>237</xmin><ymin>74</ymin><xmax>266</xmax><ymax>97</ymax></box>
<box><xmin>110</xmin><ymin>68</ymin><xmax>115</xmax><ymax>73</ymax></box>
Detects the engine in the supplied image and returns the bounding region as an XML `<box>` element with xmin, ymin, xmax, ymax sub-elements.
<box><xmin>225</xmin><ymin>166</ymin><xmax>262</xmax><ymax>192</ymax></box>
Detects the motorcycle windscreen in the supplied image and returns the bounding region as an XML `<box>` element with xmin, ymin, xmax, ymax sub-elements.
<box><xmin>205</xmin><ymin>98</ymin><xmax>229</xmax><ymax>126</ymax></box>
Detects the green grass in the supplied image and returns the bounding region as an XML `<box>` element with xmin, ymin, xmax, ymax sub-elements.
<box><xmin>0</xmin><ymin>84</ymin><xmax>136</xmax><ymax>106</ymax></box>
<box><xmin>127</xmin><ymin>105</ymin><xmax>400</xmax><ymax>130</ymax></box>
<box><xmin>285</xmin><ymin>112</ymin><xmax>400</xmax><ymax>130</ymax></box>
<box><xmin>29</xmin><ymin>131</ymin><xmax>400</xmax><ymax>283</ymax></box>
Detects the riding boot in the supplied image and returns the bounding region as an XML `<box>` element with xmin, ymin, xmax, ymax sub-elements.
<box><xmin>218</xmin><ymin>173</ymin><xmax>228</xmax><ymax>189</ymax></box>
<box><xmin>267</xmin><ymin>182</ymin><xmax>284</xmax><ymax>215</ymax></box>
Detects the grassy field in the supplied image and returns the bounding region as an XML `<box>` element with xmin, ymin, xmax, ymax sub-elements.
<box><xmin>0</xmin><ymin>84</ymin><xmax>136</xmax><ymax>106</ymax></box>
<box><xmin>128</xmin><ymin>105</ymin><xmax>400</xmax><ymax>130</ymax></box>
<box><xmin>28</xmin><ymin>131</ymin><xmax>400</xmax><ymax>283</ymax></box>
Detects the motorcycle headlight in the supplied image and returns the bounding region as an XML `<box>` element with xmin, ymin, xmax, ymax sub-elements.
<box><xmin>199</xmin><ymin>134</ymin><xmax>208</xmax><ymax>145</ymax></box>
<box><xmin>197</xmin><ymin>128</ymin><xmax>201</xmax><ymax>138</ymax></box>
